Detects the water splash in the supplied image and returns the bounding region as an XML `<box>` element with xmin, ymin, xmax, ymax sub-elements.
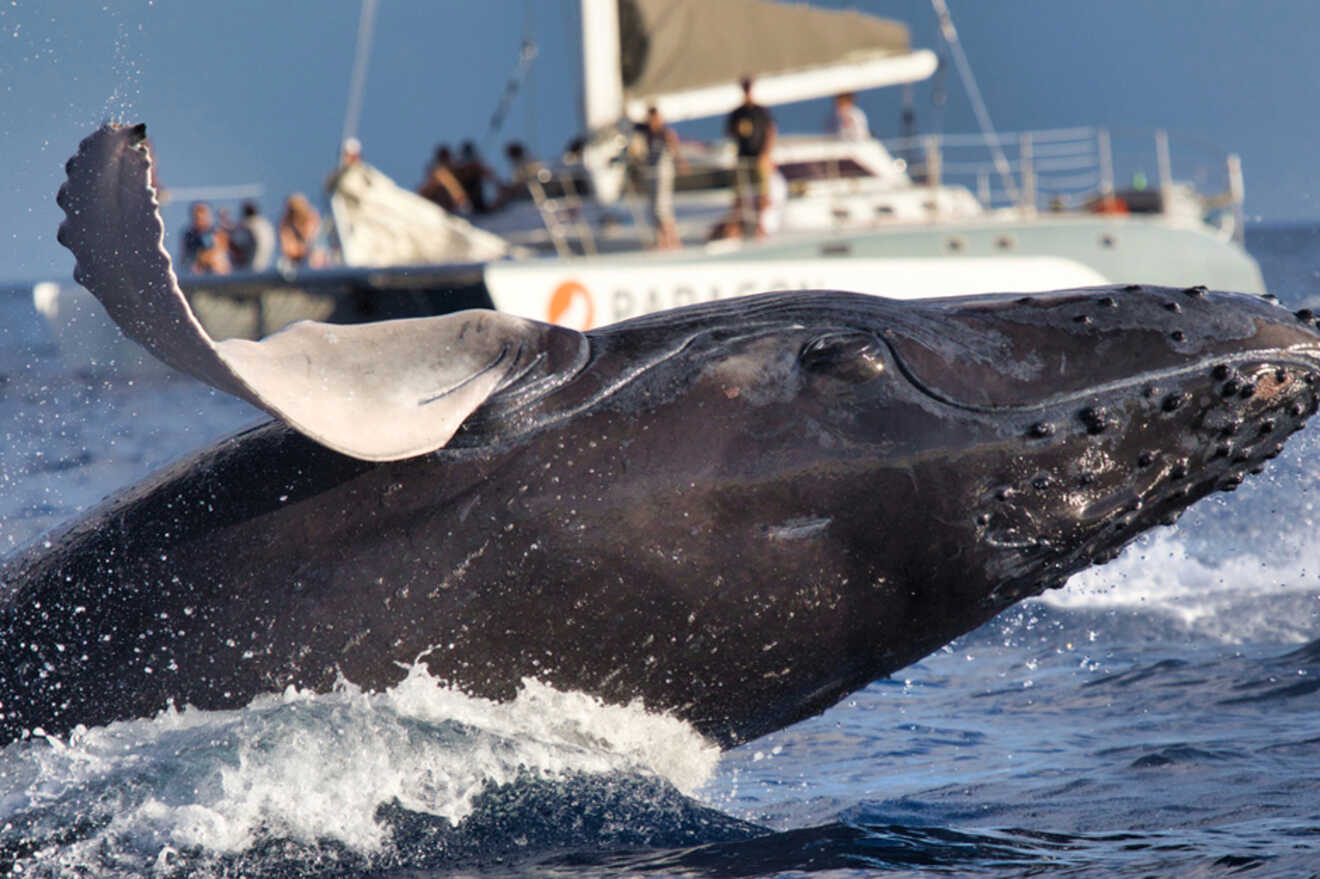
<box><xmin>0</xmin><ymin>666</ymin><xmax>721</xmax><ymax>872</ymax></box>
<box><xmin>1039</xmin><ymin>426</ymin><xmax>1320</xmax><ymax>644</ymax></box>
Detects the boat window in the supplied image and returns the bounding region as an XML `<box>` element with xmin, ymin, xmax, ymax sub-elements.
<box><xmin>673</xmin><ymin>167</ymin><xmax>736</xmax><ymax>193</ymax></box>
<box><xmin>778</xmin><ymin>159</ymin><xmax>873</xmax><ymax>182</ymax></box>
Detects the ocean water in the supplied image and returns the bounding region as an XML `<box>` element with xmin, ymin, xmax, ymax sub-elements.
<box><xmin>2</xmin><ymin>226</ymin><xmax>1320</xmax><ymax>877</ymax></box>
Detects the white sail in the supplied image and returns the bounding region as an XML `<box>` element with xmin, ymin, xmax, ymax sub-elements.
<box><xmin>581</xmin><ymin>0</ymin><xmax>625</xmax><ymax>132</ymax></box>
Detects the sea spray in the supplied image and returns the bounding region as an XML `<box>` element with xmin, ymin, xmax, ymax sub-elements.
<box><xmin>0</xmin><ymin>665</ymin><xmax>721</xmax><ymax>869</ymax></box>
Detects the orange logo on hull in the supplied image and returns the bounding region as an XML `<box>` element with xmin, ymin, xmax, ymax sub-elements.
<box><xmin>547</xmin><ymin>280</ymin><xmax>595</xmax><ymax>330</ymax></box>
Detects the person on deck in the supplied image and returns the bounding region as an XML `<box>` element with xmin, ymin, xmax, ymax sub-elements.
<box><xmin>278</xmin><ymin>193</ymin><xmax>327</xmax><ymax>269</ymax></box>
<box><xmin>418</xmin><ymin>145</ymin><xmax>471</xmax><ymax>214</ymax></box>
<box><xmin>180</xmin><ymin>201</ymin><xmax>231</xmax><ymax>275</ymax></box>
<box><xmin>491</xmin><ymin>141</ymin><xmax>544</xmax><ymax>210</ymax></box>
<box><xmin>725</xmin><ymin>76</ymin><xmax>776</xmax><ymax>238</ymax></box>
<box><xmin>634</xmin><ymin>106</ymin><xmax>688</xmax><ymax>250</ymax></box>
<box><xmin>229</xmin><ymin>201</ymin><xmax>276</xmax><ymax>271</ymax></box>
<box><xmin>504</xmin><ymin>141</ymin><xmax>543</xmax><ymax>187</ymax></box>
<box><xmin>454</xmin><ymin>141</ymin><xmax>498</xmax><ymax>214</ymax></box>
<box><xmin>828</xmin><ymin>92</ymin><xmax>869</xmax><ymax>141</ymax></box>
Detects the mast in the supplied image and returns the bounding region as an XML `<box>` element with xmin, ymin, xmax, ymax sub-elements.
<box><xmin>579</xmin><ymin>0</ymin><xmax>623</xmax><ymax>133</ymax></box>
<box><xmin>577</xmin><ymin>0</ymin><xmax>626</xmax><ymax>203</ymax></box>
<box><xmin>340</xmin><ymin>0</ymin><xmax>379</xmax><ymax>149</ymax></box>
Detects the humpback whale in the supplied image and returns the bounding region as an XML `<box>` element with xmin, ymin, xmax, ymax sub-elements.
<box><xmin>2</xmin><ymin>123</ymin><xmax>1319</xmax><ymax>748</ymax></box>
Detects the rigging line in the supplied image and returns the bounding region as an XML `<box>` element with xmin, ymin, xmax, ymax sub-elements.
<box><xmin>929</xmin><ymin>0</ymin><xmax>1019</xmax><ymax>203</ymax></box>
<box><xmin>340</xmin><ymin>0</ymin><xmax>379</xmax><ymax>149</ymax></box>
<box><xmin>483</xmin><ymin>38</ymin><xmax>540</xmax><ymax>149</ymax></box>
<box><xmin>523</xmin><ymin>0</ymin><xmax>539</xmax><ymax>151</ymax></box>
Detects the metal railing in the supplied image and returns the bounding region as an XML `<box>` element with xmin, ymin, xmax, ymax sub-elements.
<box><xmin>882</xmin><ymin>126</ymin><xmax>1245</xmax><ymax>241</ymax></box>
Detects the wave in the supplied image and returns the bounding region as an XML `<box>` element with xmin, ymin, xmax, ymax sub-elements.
<box><xmin>0</xmin><ymin>667</ymin><xmax>737</xmax><ymax>875</ymax></box>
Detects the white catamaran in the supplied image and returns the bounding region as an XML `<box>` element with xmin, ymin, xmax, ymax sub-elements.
<box><xmin>36</xmin><ymin>0</ymin><xmax>1266</xmax><ymax>370</ymax></box>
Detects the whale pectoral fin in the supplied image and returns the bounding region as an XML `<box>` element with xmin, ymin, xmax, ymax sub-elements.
<box><xmin>215</xmin><ymin>311</ymin><xmax>569</xmax><ymax>460</ymax></box>
<box><xmin>56</xmin><ymin>122</ymin><xmax>251</xmax><ymax>400</ymax></box>
<box><xmin>57</xmin><ymin>122</ymin><xmax>584</xmax><ymax>461</ymax></box>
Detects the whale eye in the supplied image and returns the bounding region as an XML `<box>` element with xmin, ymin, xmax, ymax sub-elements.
<box><xmin>799</xmin><ymin>331</ymin><xmax>886</xmax><ymax>383</ymax></box>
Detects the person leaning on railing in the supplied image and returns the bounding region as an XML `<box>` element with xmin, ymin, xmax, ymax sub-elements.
<box><xmin>278</xmin><ymin>192</ymin><xmax>328</xmax><ymax>269</ymax></box>
<box><xmin>180</xmin><ymin>201</ymin><xmax>231</xmax><ymax>275</ymax></box>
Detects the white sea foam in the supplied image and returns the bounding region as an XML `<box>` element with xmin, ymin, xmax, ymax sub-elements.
<box><xmin>1023</xmin><ymin>419</ymin><xmax>1320</xmax><ymax>644</ymax></box>
<box><xmin>1046</xmin><ymin>528</ymin><xmax>1319</xmax><ymax>641</ymax></box>
<box><xmin>1043</xmin><ymin>445</ymin><xmax>1320</xmax><ymax>644</ymax></box>
<box><xmin>0</xmin><ymin>667</ymin><xmax>719</xmax><ymax>861</ymax></box>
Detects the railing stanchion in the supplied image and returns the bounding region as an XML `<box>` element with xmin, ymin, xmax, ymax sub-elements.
<box><xmin>1019</xmin><ymin>133</ymin><xmax>1035</xmax><ymax>214</ymax></box>
<box><xmin>1156</xmin><ymin>129</ymin><xmax>1173</xmax><ymax>201</ymax></box>
<box><xmin>924</xmin><ymin>136</ymin><xmax>942</xmax><ymax>188</ymax></box>
<box><xmin>1227</xmin><ymin>153</ymin><xmax>1246</xmax><ymax>244</ymax></box>
<box><xmin>1098</xmin><ymin>128</ymin><xmax>1114</xmax><ymax>196</ymax></box>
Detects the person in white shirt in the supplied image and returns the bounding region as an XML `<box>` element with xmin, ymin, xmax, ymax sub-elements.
<box><xmin>828</xmin><ymin>92</ymin><xmax>869</xmax><ymax>141</ymax></box>
<box><xmin>229</xmin><ymin>201</ymin><xmax>276</xmax><ymax>271</ymax></box>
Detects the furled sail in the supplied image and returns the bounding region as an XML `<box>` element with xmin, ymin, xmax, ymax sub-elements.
<box><xmin>616</xmin><ymin>0</ymin><xmax>938</xmax><ymax>122</ymax></box>
<box><xmin>328</xmin><ymin>161</ymin><xmax>512</xmax><ymax>267</ymax></box>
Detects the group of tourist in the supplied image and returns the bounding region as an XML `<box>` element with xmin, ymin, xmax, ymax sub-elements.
<box><xmin>180</xmin><ymin>193</ymin><xmax>326</xmax><ymax>276</ymax></box>
<box><xmin>417</xmin><ymin>140</ymin><xmax>541</xmax><ymax>215</ymax></box>
<box><xmin>179</xmin><ymin>81</ymin><xmax>871</xmax><ymax>272</ymax></box>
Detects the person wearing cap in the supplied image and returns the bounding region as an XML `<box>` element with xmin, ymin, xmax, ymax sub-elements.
<box><xmin>341</xmin><ymin>137</ymin><xmax>363</xmax><ymax>166</ymax></box>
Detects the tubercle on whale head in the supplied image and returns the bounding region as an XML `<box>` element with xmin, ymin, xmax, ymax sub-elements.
<box><xmin>852</xmin><ymin>285</ymin><xmax>1320</xmax><ymax>607</ymax></box>
<box><xmin>872</xmin><ymin>285</ymin><xmax>1320</xmax><ymax>412</ymax></box>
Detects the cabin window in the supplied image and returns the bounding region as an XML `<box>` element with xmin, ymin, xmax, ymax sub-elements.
<box><xmin>778</xmin><ymin>159</ymin><xmax>873</xmax><ymax>182</ymax></box>
<box><xmin>673</xmin><ymin>168</ymin><xmax>736</xmax><ymax>193</ymax></box>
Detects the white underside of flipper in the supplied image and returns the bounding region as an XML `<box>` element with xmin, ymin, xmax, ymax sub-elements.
<box><xmin>56</xmin><ymin>124</ymin><xmax>587</xmax><ymax>462</ymax></box>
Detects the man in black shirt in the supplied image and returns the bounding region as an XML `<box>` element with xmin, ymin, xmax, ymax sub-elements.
<box><xmin>724</xmin><ymin>76</ymin><xmax>776</xmax><ymax>238</ymax></box>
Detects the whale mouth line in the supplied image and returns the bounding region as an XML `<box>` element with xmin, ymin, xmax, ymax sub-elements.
<box><xmin>884</xmin><ymin>344</ymin><xmax>1320</xmax><ymax>415</ymax></box>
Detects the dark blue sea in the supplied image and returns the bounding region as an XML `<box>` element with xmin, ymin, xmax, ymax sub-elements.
<box><xmin>2</xmin><ymin>227</ymin><xmax>1320</xmax><ymax>878</ymax></box>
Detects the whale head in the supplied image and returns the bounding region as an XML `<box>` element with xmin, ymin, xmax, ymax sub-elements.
<box><xmin>762</xmin><ymin>286</ymin><xmax>1318</xmax><ymax>662</ymax></box>
<box><xmin>560</xmin><ymin>285</ymin><xmax>1320</xmax><ymax>742</ymax></box>
<box><xmin>849</xmin><ymin>285</ymin><xmax>1320</xmax><ymax>599</ymax></box>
